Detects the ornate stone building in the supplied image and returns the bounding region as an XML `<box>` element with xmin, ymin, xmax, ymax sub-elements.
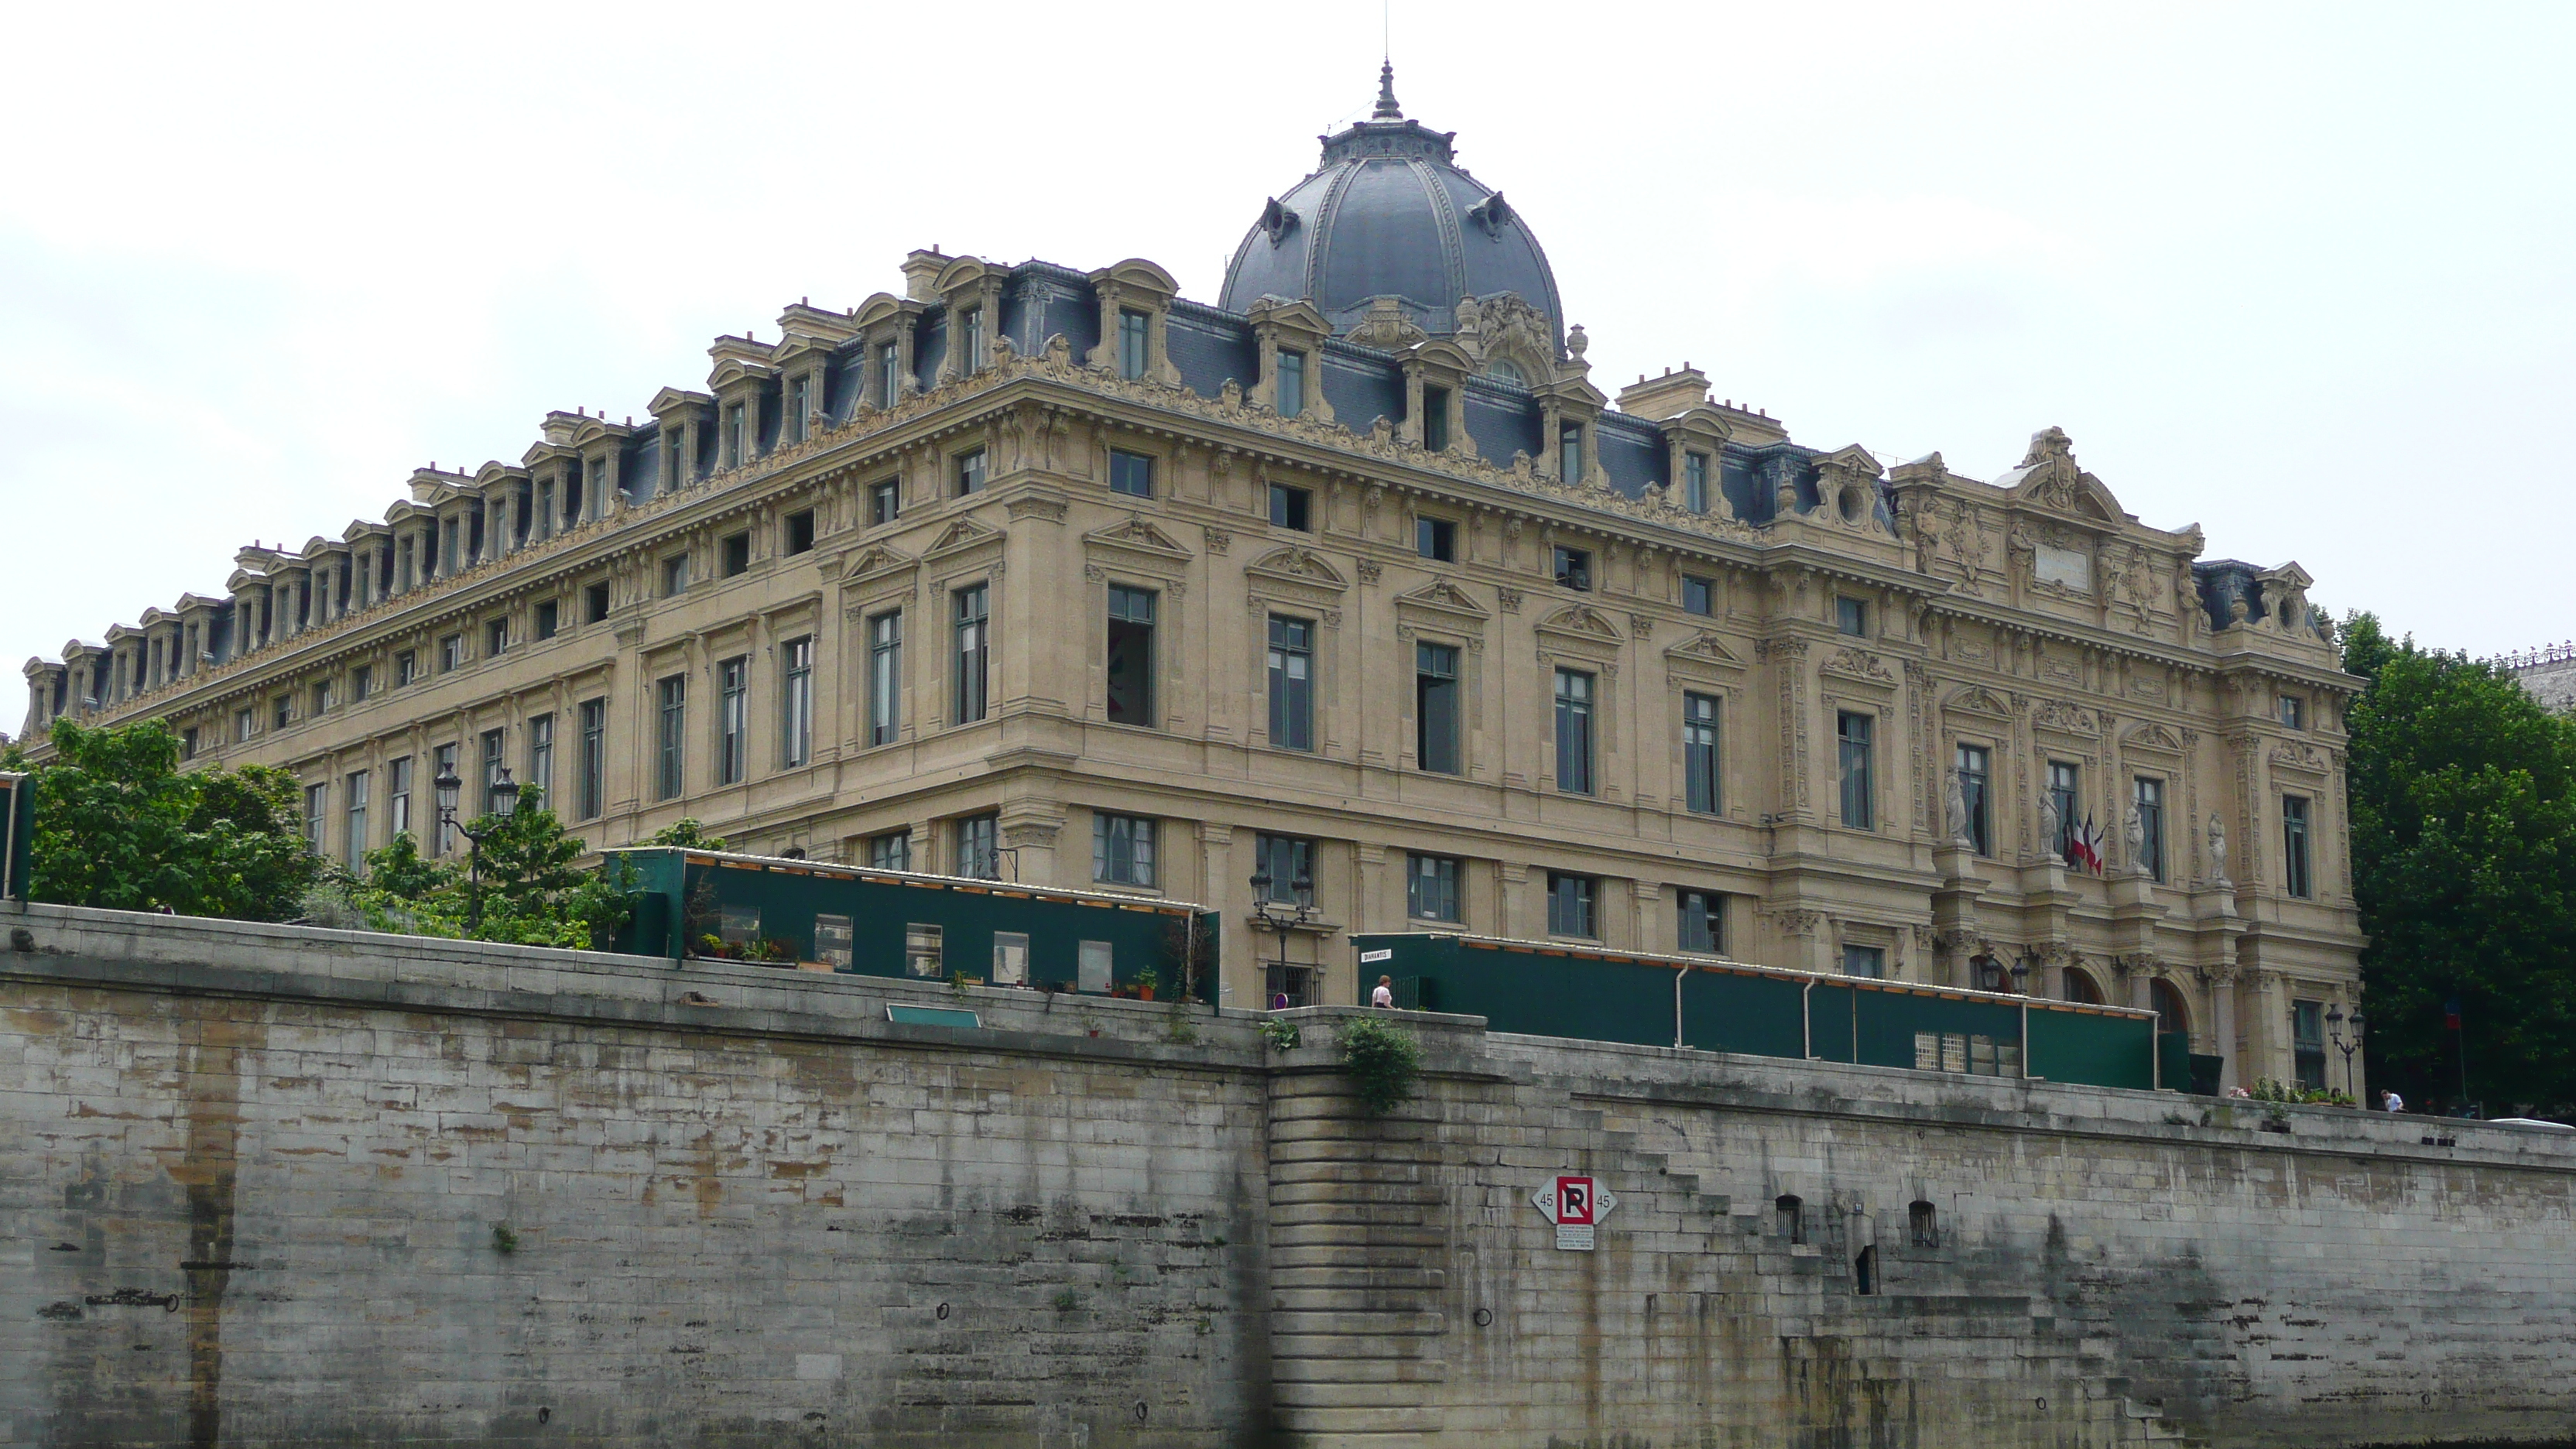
<box><xmin>18</xmin><ymin>70</ymin><xmax>2362</xmax><ymax>1090</ymax></box>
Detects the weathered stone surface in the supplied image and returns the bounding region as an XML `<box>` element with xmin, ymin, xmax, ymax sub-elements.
<box><xmin>5</xmin><ymin>901</ymin><xmax>2575</xmax><ymax>1447</ymax></box>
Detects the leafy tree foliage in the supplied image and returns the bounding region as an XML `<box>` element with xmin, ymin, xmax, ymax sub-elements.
<box><xmin>2</xmin><ymin>718</ymin><xmax>320</xmax><ymax>920</ymax></box>
<box><xmin>339</xmin><ymin>787</ymin><xmax>632</xmax><ymax>949</ymax></box>
<box><xmin>649</xmin><ymin>817</ymin><xmax>728</xmax><ymax>850</ymax></box>
<box><xmin>2344</xmin><ymin>612</ymin><xmax>2576</xmax><ymax>1113</ymax></box>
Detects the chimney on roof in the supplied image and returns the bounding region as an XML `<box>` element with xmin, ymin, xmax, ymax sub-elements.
<box><xmin>1615</xmin><ymin>365</ymin><xmax>1713</xmax><ymax>421</ymax></box>
<box><xmin>902</xmin><ymin>248</ymin><xmax>948</xmax><ymax>300</ymax></box>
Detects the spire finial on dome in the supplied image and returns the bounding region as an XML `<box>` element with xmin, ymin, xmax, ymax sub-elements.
<box><xmin>1372</xmin><ymin>60</ymin><xmax>1403</xmax><ymax>121</ymax></box>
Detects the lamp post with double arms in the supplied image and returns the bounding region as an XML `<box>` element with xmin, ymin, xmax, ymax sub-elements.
<box><xmin>431</xmin><ymin>764</ymin><xmax>519</xmax><ymax>934</ymax></box>
<box><xmin>2328</xmin><ymin>1005</ymin><xmax>2365</xmax><ymax>1098</ymax></box>
<box><xmin>1249</xmin><ymin>865</ymin><xmax>1317</xmax><ymax>1008</ymax></box>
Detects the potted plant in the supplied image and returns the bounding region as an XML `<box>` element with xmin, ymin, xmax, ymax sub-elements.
<box><xmin>1135</xmin><ymin>967</ymin><xmax>1159</xmax><ymax>1002</ymax></box>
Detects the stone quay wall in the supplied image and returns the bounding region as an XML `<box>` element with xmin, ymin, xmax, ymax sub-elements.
<box><xmin>3</xmin><ymin>901</ymin><xmax>2572</xmax><ymax>1448</ymax></box>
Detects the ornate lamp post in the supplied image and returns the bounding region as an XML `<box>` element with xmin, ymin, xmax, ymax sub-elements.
<box><xmin>431</xmin><ymin>764</ymin><xmax>519</xmax><ymax>933</ymax></box>
<box><xmin>1249</xmin><ymin>865</ymin><xmax>1317</xmax><ymax>1008</ymax></box>
<box><xmin>2328</xmin><ymin>1005</ymin><xmax>2365</xmax><ymax>1098</ymax></box>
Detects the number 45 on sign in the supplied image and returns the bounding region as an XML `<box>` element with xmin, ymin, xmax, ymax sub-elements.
<box><xmin>1530</xmin><ymin>1174</ymin><xmax>1617</xmax><ymax>1251</ymax></box>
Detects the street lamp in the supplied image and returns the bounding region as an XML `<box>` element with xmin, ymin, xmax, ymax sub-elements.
<box><xmin>1249</xmin><ymin>865</ymin><xmax>1317</xmax><ymax>1008</ymax></box>
<box><xmin>2328</xmin><ymin>1005</ymin><xmax>2364</xmax><ymax>1098</ymax></box>
<box><xmin>432</xmin><ymin>764</ymin><xmax>519</xmax><ymax>933</ymax></box>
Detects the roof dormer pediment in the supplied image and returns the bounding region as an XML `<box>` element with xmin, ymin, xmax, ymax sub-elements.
<box><xmin>852</xmin><ymin>292</ymin><xmax>925</xmax><ymax>332</ymax></box>
<box><xmin>649</xmin><ymin>386</ymin><xmax>714</xmax><ymax>419</ymax></box>
<box><xmin>1995</xmin><ymin>426</ymin><xmax>2126</xmax><ymax>525</ymax></box>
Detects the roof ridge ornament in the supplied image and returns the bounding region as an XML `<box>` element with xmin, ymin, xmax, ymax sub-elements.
<box><xmin>1373</xmin><ymin>60</ymin><xmax>1403</xmax><ymax>121</ymax></box>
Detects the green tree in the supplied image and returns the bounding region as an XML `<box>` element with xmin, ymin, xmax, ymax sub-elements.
<box><xmin>649</xmin><ymin>817</ymin><xmax>728</xmax><ymax>851</ymax></box>
<box><xmin>347</xmin><ymin>788</ymin><xmax>632</xmax><ymax>950</ymax></box>
<box><xmin>2344</xmin><ymin>612</ymin><xmax>2576</xmax><ymax>1113</ymax></box>
<box><xmin>2</xmin><ymin>718</ymin><xmax>320</xmax><ymax>921</ymax></box>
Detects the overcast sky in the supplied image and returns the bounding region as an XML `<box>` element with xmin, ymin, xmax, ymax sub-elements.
<box><xmin>5</xmin><ymin>1</ymin><xmax>2571</xmax><ymax>699</ymax></box>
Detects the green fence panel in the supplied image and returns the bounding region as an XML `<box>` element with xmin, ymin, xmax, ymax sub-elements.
<box><xmin>1855</xmin><ymin>990</ymin><xmax>2025</xmax><ymax>1074</ymax></box>
<box><xmin>2027</xmin><ymin>1005</ymin><xmax>2158</xmax><ymax>1091</ymax></box>
<box><xmin>1807</xmin><ymin>981</ymin><xmax>1858</xmax><ymax>1063</ymax></box>
<box><xmin>2157</xmin><ymin>1031</ymin><xmax>2194</xmax><ymax>1094</ymax></box>
<box><xmin>1678</xmin><ymin>969</ymin><xmax>1810</xmax><ymax>1058</ymax></box>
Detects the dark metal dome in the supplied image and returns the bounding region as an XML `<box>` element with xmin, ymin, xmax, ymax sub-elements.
<box><xmin>1220</xmin><ymin>65</ymin><xmax>1564</xmax><ymax>350</ymax></box>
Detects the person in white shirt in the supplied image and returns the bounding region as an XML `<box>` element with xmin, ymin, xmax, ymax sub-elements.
<box><xmin>2381</xmin><ymin>1088</ymin><xmax>2405</xmax><ymax>1113</ymax></box>
<box><xmin>1370</xmin><ymin>975</ymin><xmax>1395</xmax><ymax>1009</ymax></box>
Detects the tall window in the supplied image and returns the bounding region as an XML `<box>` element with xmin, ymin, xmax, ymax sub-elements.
<box><xmin>1547</xmin><ymin>871</ymin><xmax>1596</xmax><ymax>938</ymax></box>
<box><xmin>1684</xmin><ymin>693</ymin><xmax>1721</xmax><ymax>814</ymax></box>
<box><xmin>656</xmin><ymin>675</ymin><xmax>687</xmax><ymax>800</ymax></box>
<box><xmin>344</xmin><ymin>770</ymin><xmax>368</xmax><ymax>870</ymax></box>
<box><xmin>388</xmin><ymin>755</ymin><xmax>412</xmax><ymax>840</ymax></box>
<box><xmin>1255</xmin><ymin>834</ymin><xmax>1315</xmax><ymax>906</ymax></box>
<box><xmin>1105</xmin><ymin>586</ymin><xmax>1156</xmax><ymax>727</ymax></box>
<box><xmin>719</xmin><ymin>532</ymin><xmax>750</xmax><ymax>577</ymax></box>
<box><xmin>954</xmin><ymin>447</ymin><xmax>987</xmax><ymax>496</ymax></box>
<box><xmin>2292</xmin><ymin>999</ymin><xmax>2327</xmax><ymax>1091</ymax></box>
<box><xmin>527</xmin><ymin>714</ymin><xmax>553</xmax><ymax>803</ymax></box>
<box><xmin>1276</xmin><ymin>349</ymin><xmax>1306</xmax><ymax>417</ymax></box>
<box><xmin>957</xmin><ymin>308</ymin><xmax>983</xmax><ymax>374</ymax></box>
<box><xmin>1835</xmin><ymin>596</ymin><xmax>1869</xmax><ymax>638</ymax></box>
<box><xmin>533</xmin><ymin>601</ymin><xmax>557</xmax><ymax>642</ymax></box>
<box><xmin>879</xmin><ymin>342</ymin><xmax>899</xmax><ymax>408</ymax></box>
<box><xmin>662</xmin><ymin>553</ymin><xmax>690</xmax><ymax>597</ymax></box>
<box><xmin>1956</xmin><ymin>744</ymin><xmax>1992</xmax><ymax>855</ymax></box>
<box><xmin>1416</xmin><ymin>642</ymin><xmax>1460</xmax><ymax>774</ymax></box>
<box><xmin>781</xmin><ymin>637</ymin><xmax>814</xmax><ymax>768</ymax></box>
<box><xmin>2280</xmin><ymin>694</ymin><xmax>2306</xmax><ymax>730</ymax></box>
<box><xmin>479</xmin><ymin>728</ymin><xmax>506</xmax><ymax>814</ymax></box>
<box><xmin>1553</xmin><ymin>669</ymin><xmax>1594</xmax><ymax>795</ymax></box>
<box><xmin>1267</xmin><ymin>615</ymin><xmax>1314</xmax><ymax>750</ymax></box>
<box><xmin>2282</xmin><ymin>795</ymin><xmax>2313</xmax><ymax>899</ymax></box>
<box><xmin>2047</xmin><ymin>760</ymin><xmax>2081</xmax><ymax>859</ymax></box>
<box><xmin>303</xmin><ymin>783</ymin><xmax>328</xmax><ymax>854</ymax></box>
<box><xmin>1118</xmin><ymin>309</ymin><xmax>1150</xmax><ymax>380</ymax></box>
<box><xmin>432</xmin><ymin>743</ymin><xmax>457</xmax><ymax>853</ymax></box>
<box><xmin>783</xmin><ymin>509</ymin><xmax>815</xmax><ymax>556</ymax></box>
<box><xmin>2135</xmin><ymin>776</ymin><xmax>2165</xmax><ymax>882</ymax></box>
<box><xmin>1407</xmin><ymin>854</ymin><xmax>1461</xmax><ymax>923</ymax></box>
<box><xmin>1420</xmin><ymin>385</ymin><xmax>1450</xmax><ymax>452</ymax></box>
<box><xmin>1108</xmin><ymin>448</ymin><xmax>1154</xmax><ymax>498</ymax></box>
<box><xmin>576</xmin><ymin>699</ymin><xmax>605</xmax><ymax>820</ymax></box>
<box><xmin>953</xmin><ymin>584</ymin><xmax>990</xmax><ymax>723</ymax></box>
<box><xmin>1559</xmin><ymin>423</ymin><xmax>1584</xmax><ymax>485</ymax></box>
<box><xmin>869</xmin><ymin>831</ymin><xmax>910</xmax><ymax>871</ymax></box>
<box><xmin>956</xmin><ymin>814</ymin><xmax>999</xmax><ymax>879</ymax></box>
<box><xmin>1681</xmin><ymin>575</ymin><xmax>1713</xmax><ymax>616</ymax></box>
<box><xmin>717</xmin><ymin>656</ymin><xmax>748</xmax><ymax>785</ymax></box>
<box><xmin>1678</xmin><ymin>889</ymin><xmax>1724</xmax><ymax>954</ymax></box>
<box><xmin>1092</xmin><ymin>813</ymin><xmax>1156</xmax><ymax>887</ymax></box>
<box><xmin>786</xmin><ymin>375</ymin><xmax>809</xmax><ymax>442</ymax></box>
<box><xmin>869</xmin><ymin>478</ymin><xmax>900</xmax><ymax>526</ymax></box>
<box><xmin>1683</xmin><ymin>451</ymin><xmax>1710</xmax><ymax>513</ymax></box>
<box><xmin>1837</xmin><ymin>711</ymin><xmax>1874</xmax><ymax>830</ymax></box>
<box><xmin>868</xmin><ymin>611</ymin><xmax>904</xmax><ymax>746</ymax></box>
<box><xmin>1269</xmin><ymin>483</ymin><xmax>1310</xmax><ymax>531</ymax></box>
<box><xmin>1416</xmin><ymin>516</ymin><xmax>1455</xmax><ymax>562</ymax></box>
<box><xmin>724</xmin><ymin>402</ymin><xmax>745</xmax><ymax>465</ymax></box>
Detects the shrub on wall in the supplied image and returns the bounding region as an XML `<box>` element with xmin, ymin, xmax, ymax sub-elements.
<box><xmin>1338</xmin><ymin>1015</ymin><xmax>1423</xmax><ymax>1116</ymax></box>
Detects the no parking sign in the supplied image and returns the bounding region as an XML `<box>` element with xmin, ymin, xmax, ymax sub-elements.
<box><xmin>1530</xmin><ymin>1174</ymin><xmax>1617</xmax><ymax>1251</ymax></box>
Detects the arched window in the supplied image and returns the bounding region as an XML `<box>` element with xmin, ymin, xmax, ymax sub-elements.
<box><xmin>1909</xmin><ymin>1200</ymin><xmax>1939</xmax><ymax>1248</ymax></box>
<box><xmin>2152</xmin><ymin>978</ymin><xmax>2191</xmax><ymax>1038</ymax></box>
<box><xmin>1855</xmin><ymin>1245</ymin><xmax>1879</xmax><ymax>1295</ymax></box>
<box><xmin>2063</xmin><ymin>968</ymin><xmax>2104</xmax><ymax>1005</ymax></box>
<box><xmin>1775</xmin><ymin>1194</ymin><xmax>1804</xmax><ymax>1245</ymax></box>
<box><xmin>1485</xmin><ymin>358</ymin><xmax>1525</xmax><ymax>385</ymax></box>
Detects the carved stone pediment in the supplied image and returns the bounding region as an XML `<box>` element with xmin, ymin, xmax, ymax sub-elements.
<box><xmin>1392</xmin><ymin>580</ymin><xmax>1489</xmax><ymax>625</ymax></box>
<box><xmin>2125</xmin><ymin>721</ymin><xmax>2186</xmax><ymax>753</ymax></box>
<box><xmin>1996</xmin><ymin>426</ymin><xmax>2125</xmax><ymax>524</ymax></box>
<box><xmin>924</xmin><ymin>516</ymin><xmax>1001</xmax><ymax>561</ymax></box>
<box><xmin>1533</xmin><ymin>604</ymin><xmax>1622</xmax><ymax>644</ymax></box>
<box><xmin>1945</xmin><ymin>684</ymin><xmax>2015</xmax><ymax>719</ymax></box>
<box><xmin>2269</xmin><ymin>741</ymin><xmax>2332</xmax><ymax>774</ymax></box>
<box><xmin>2031</xmin><ymin>699</ymin><xmax>2102</xmax><ymax>736</ymax></box>
<box><xmin>1245</xmin><ymin>546</ymin><xmax>1347</xmax><ymax>591</ymax></box>
<box><xmin>1821</xmin><ymin>646</ymin><xmax>1895</xmax><ymax>686</ymax></box>
<box><xmin>1083</xmin><ymin>515</ymin><xmax>1192</xmax><ymax>564</ymax></box>
<box><xmin>839</xmin><ymin>543</ymin><xmax>916</xmax><ymax>586</ymax></box>
<box><xmin>1663</xmin><ymin>631</ymin><xmax>1749</xmax><ymax>673</ymax></box>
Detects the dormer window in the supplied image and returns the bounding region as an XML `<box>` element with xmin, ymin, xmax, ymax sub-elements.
<box><xmin>663</xmin><ymin>431</ymin><xmax>684</xmax><ymax>490</ymax></box>
<box><xmin>1421</xmin><ymin>385</ymin><xmax>1451</xmax><ymax>452</ymax></box>
<box><xmin>1553</xmin><ymin>546</ymin><xmax>1591</xmax><ymax>591</ymax></box>
<box><xmin>1118</xmin><ymin>309</ymin><xmax>1150</xmax><ymax>381</ymax></box>
<box><xmin>786</xmin><ymin>375</ymin><xmax>810</xmax><ymax>444</ymax></box>
<box><xmin>1684</xmin><ymin>451</ymin><xmax>1710</xmax><ymax>512</ymax></box>
<box><xmin>1276</xmin><ymin>350</ymin><xmax>1307</xmax><ymax>417</ymax></box>
<box><xmin>957</xmin><ymin>308</ymin><xmax>983</xmax><ymax>375</ymax></box>
<box><xmin>1559</xmin><ymin>423</ymin><xmax>1584</xmax><ymax>485</ymax></box>
<box><xmin>879</xmin><ymin>342</ymin><xmax>899</xmax><ymax>407</ymax></box>
<box><xmin>724</xmin><ymin>403</ymin><xmax>746</xmax><ymax>466</ymax></box>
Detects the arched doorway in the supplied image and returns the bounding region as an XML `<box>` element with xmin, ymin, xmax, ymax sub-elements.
<box><xmin>2062</xmin><ymin>967</ymin><xmax>2105</xmax><ymax>1004</ymax></box>
<box><xmin>2151</xmin><ymin>978</ymin><xmax>2192</xmax><ymax>1040</ymax></box>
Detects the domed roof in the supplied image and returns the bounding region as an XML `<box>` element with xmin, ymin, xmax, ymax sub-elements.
<box><xmin>1221</xmin><ymin>66</ymin><xmax>1563</xmax><ymax>354</ymax></box>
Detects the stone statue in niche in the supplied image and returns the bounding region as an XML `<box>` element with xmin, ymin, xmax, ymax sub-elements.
<box><xmin>2038</xmin><ymin>792</ymin><xmax>2063</xmax><ymax>863</ymax></box>
<box><xmin>2124</xmin><ymin>804</ymin><xmax>2146</xmax><ymax>875</ymax></box>
<box><xmin>2208</xmin><ymin>814</ymin><xmax>2231</xmax><ymax>886</ymax></box>
<box><xmin>1943</xmin><ymin>767</ymin><xmax>1971</xmax><ymax>846</ymax></box>
<box><xmin>2227</xmin><ymin>594</ymin><xmax>2251</xmax><ymax>628</ymax></box>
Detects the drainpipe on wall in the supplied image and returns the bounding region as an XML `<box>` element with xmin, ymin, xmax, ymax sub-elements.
<box><xmin>1803</xmin><ymin>980</ymin><xmax>1815</xmax><ymax>1060</ymax></box>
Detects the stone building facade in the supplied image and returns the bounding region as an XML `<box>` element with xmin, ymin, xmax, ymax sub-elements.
<box><xmin>16</xmin><ymin>71</ymin><xmax>2362</xmax><ymax>1091</ymax></box>
<box><xmin>2502</xmin><ymin>641</ymin><xmax>2576</xmax><ymax>713</ymax></box>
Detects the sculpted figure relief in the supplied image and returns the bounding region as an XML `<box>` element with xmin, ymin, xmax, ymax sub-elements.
<box><xmin>2038</xmin><ymin>792</ymin><xmax>2063</xmax><ymax>863</ymax></box>
<box><xmin>2123</xmin><ymin>804</ymin><xmax>2146</xmax><ymax>874</ymax></box>
<box><xmin>1943</xmin><ymin>767</ymin><xmax>1971</xmax><ymax>846</ymax></box>
<box><xmin>2208</xmin><ymin>813</ymin><xmax>2231</xmax><ymax>886</ymax></box>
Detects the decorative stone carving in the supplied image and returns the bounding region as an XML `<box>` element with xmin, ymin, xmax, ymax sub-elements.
<box><xmin>2039</xmin><ymin>793</ymin><xmax>2063</xmax><ymax>863</ymax></box>
<box><xmin>2208</xmin><ymin>813</ymin><xmax>2231</xmax><ymax>887</ymax></box>
<box><xmin>1943</xmin><ymin>766</ymin><xmax>1971</xmax><ymax>845</ymax></box>
<box><xmin>1821</xmin><ymin>646</ymin><xmax>1893</xmax><ymax>685</ymax></box>
<box><xmin>1345</xmin><ymin>296</ymin><xmax>1427</xmax><ymax>351</ymax></box>
<box><xmin>2123</xmin><ymin>804</ymin><xmax>2146</xmax><ymax>875</ymax></box>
